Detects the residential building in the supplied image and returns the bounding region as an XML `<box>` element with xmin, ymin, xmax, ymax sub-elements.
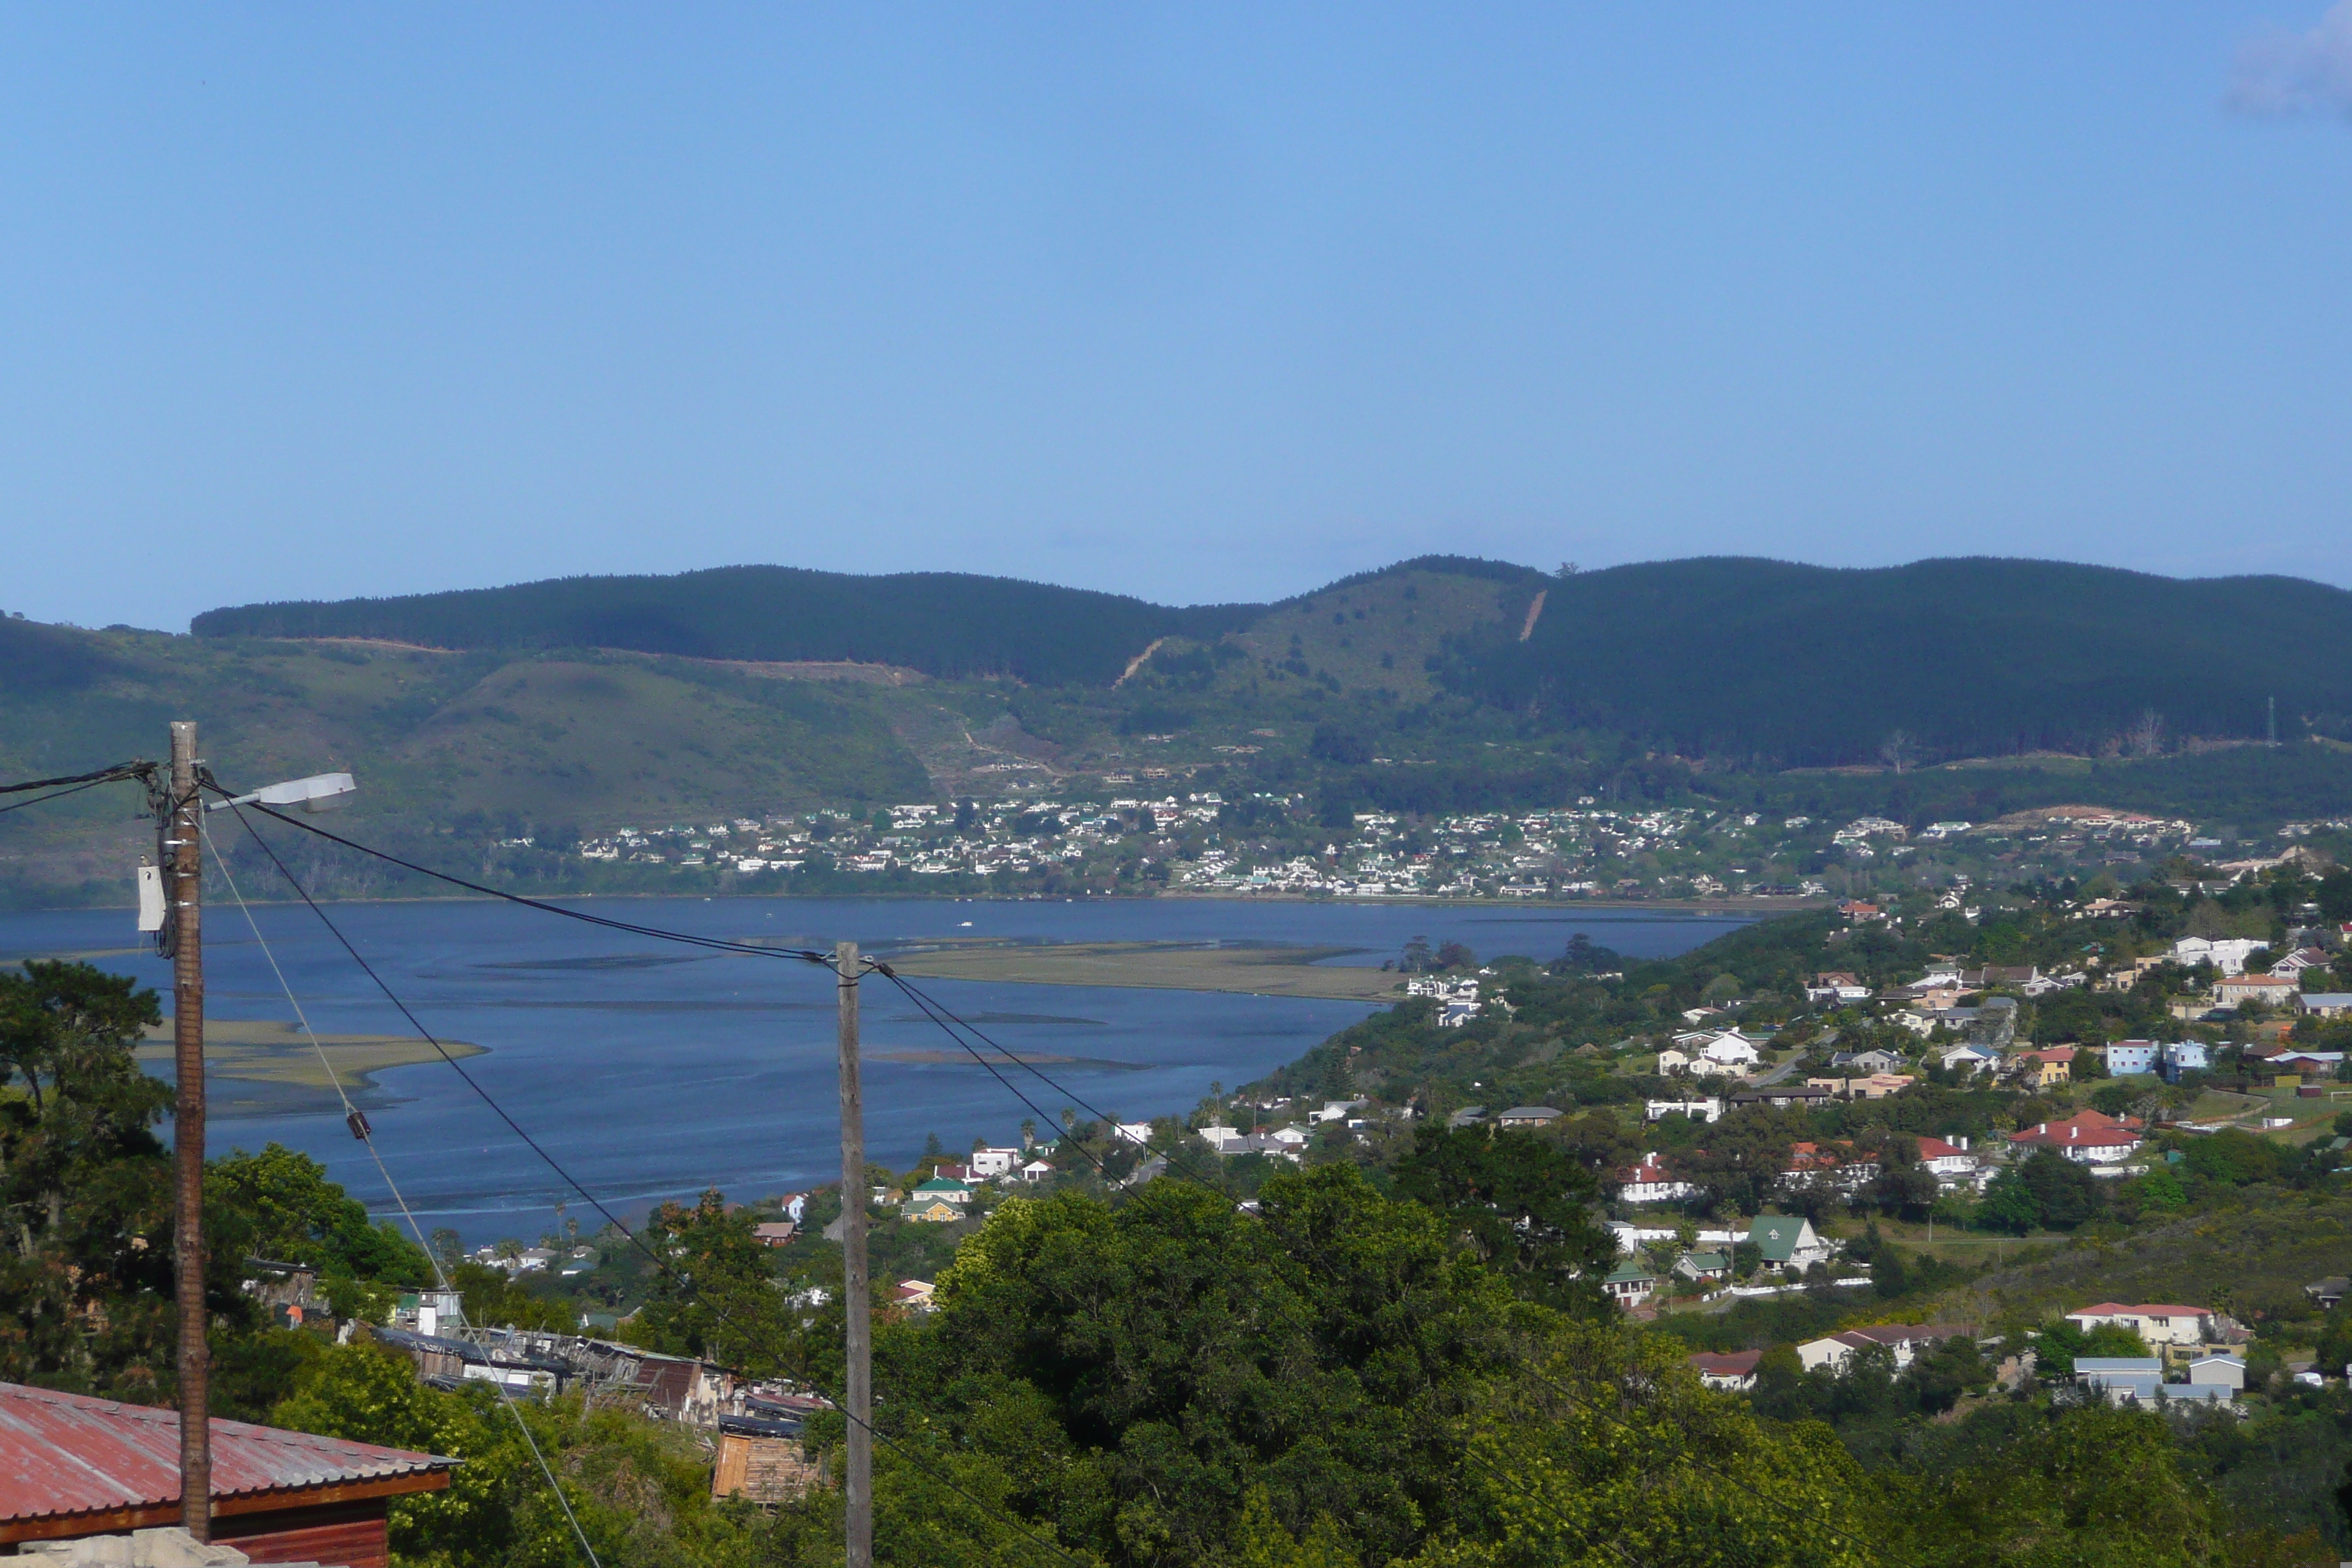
<box><xmin>2102</xmin><ymin>1040</ymin><xmax>2160</xmax><ymax>1076</ymax></box>
<box><xmin>2011</xmin><ymin>1111</ymin><xmax>2144</xmax><ymax>1166</ymax></box>
<box><xmin>1496</xmin><ymin>1105</ymin><xmax>1563</xmax><ymax>1129</ymax></box>
<box><xmin>1688</xmin><ymin>1349</ymin><xmax>1762</xmax><ymax>1391</ymax></box>
<box><xmin>0</xmin><ymin>1381</ymin><xmax>458</xmax><ymax>1562</ymax></box>
<box><xmin>968</xmin><ymin>1147</ymin><xmax>1023</xmax><ymax>1178</ymax></box>
<box><xmin>1673</xmin><ymin>1251</ymin><xmax>1731</xmax><ymax>1284</ymax></box>
<box><xmin>1615</xmin><ymin>1151</ymin><xmax>1696</xmax><ymax>1205</ymax></box>
<box><xmin>1738</xmin><ymin>1082</ymin><xmax>1836</xmax><ymax>1109</ymax></box>
<box><xmin>2187</xmin><ymin>1354</ymin><xmax>2245</xmax><ymax>1391</ymax></box>
<box><xmin>2065</xmin><ymin>1303</ymin><xmax>2213</xmax><ymax>1346</ymax></box>
<box><xmin>912</xmin><ymin>1175</ymin><xmax>972</xmax><ymax>1206</ymax></box>
<box><xmin>2307</xmin><ymin>1277</ymin><xmax>2349</xmax><ymax>1310</ymax></box>
<box><xmin>1806</xmin><ymin>971</ymin><xmax>1873</xmax><ymax>1003</ymax></box>
<box><xmin>1803</xmin><ymin>1073</ymin><xmax>1914</xmax><ymax>1101</ymax></box>
<box><xmin>1747</xmin><ymin>1214</ymin><xmax>1833</xmax><ymax>1273</ymax></box>
<box><xmin>1915</xmin><ymin>1136</ymin><xmax>1990</xmax><ymax>1191</ymax></box>
<box><xmin>1940</xmin><ymin>1043</ymin><xmax>2001</xmax><ymax>1076</ymax></box>
<box><xmin>1695</xmin><ymin>1030</ymin><xmax>1764</xmax><ymax>1071</ymax></box>
<box><xmin>1602</xmin><ymin>1261</ymin><xmax>1658</xmax><ymax>1307</ymax></box>
<box><xmin>1645</xmin><ymin>1096</ymin><xmax>1723</xmax><ymax>1123</ymax></box>
<box><xmin>2158</xmin><ymin>1041</ymin><xmax>2210</xmax><ymax>1081</ymax></box>
<box><xmin>2075</xmin><ymin>1356</ymin><xmax>2166</xmax><ymax>1406</ymax></box>
<box><xmin>2171</xmin><ymin>936</ymin><xmax>2266</xmax><ymax>976</ymax></box>
<box><xmin>1020</xmin><ymin>1158</ymin><xmax>1055</xmax><ymax>1183</ymax></box>
<box><xmin>2300</xmin><ymin>994</ymin><xmax>2352</xmax><ymax>1020</ymax></box>
<box><xmin>902</xmin><ymin>1193</ymin><xmax>962</xmax><ymax>1223</ymax></box>
<box><xmin>2009</xmin><ymin>1047</ymin><xmax>2077</xmax><ymax>1089</ymax></box>
<box><xmin>1798</xmin><ymin>1324</ymin><xmax>1965</xmax><ymax>1375</ymax></box>
<box><xmin>752</xmin><ymin>1221</ymin><xmax>797</xmax><ymax>1248</ymax></box>
<box><xmin>2215</xmin><ymin>973</ymin><xmax>2297</xmax><ymax>1009</ymax></box>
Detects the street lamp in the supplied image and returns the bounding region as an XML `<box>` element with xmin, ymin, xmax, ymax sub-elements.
<box><xmin>206</xmin><ymin>771</ymin><xmax>357</xmax><ymax>813</ymax></box>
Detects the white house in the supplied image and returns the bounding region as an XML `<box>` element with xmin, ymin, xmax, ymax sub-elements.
<box><xmin>1019</xmin><ymin>1159</ymin><xmax>1055</xmax><ymax>1183</ymax></box>
<box><xmin>1915</xmin><ymin>1137</ymin><xmax>1989</xmax><ymax>1191</ymax></box>
<box><xmin>1614</xmin><ymin>1152</ymin><xmax>1696</xmax><ymax>1205</ymax></box>
<box><xmin>969</xmin><ymin>1147</ymin><xmax>1022</xmax><ymax>1178</ymax></box>
<box><xmin>1748</xmin><ymin>1215</ymin><xmax>1833</xmax><ymax>1273</ymax></box>
<box><xmin>2066</xmin><ymin>1303</ymin><xmax>2213</xmax><ymax>1347</ymax></box>
<box><xmin>1696</xmin><ymin>1031</ymin><xmax>1763</xmax><ymax>1070</ymax></box>
<box><xmin>1688</xmin><ymin>1350</ymin><xmax>1761</xmax><ymax>1391</ymax></box>
<box><xmin>1645</xmin><ymin>1097</ymin><xmax>1722</xmax><ymax>1123</ymax></box>
<box><xmin>1654</xmin><ymin>1049</ymin><xmax>1693</xmax><ymax>1074</ymax></box>
<box><xmin>2171</xmin><ymin>937</ymin><xmax>2267</xmax><ymax>976</ymax></box>
<box><xmin>1798</xmin><ymin>1324</ymin><xmax>1959</xmax><ymax>1375</ymax></box>
<box><xmin>1940</xmin><ymin>1043</ymin><xmax>2001</xmax><ymax>1077</ymax></box>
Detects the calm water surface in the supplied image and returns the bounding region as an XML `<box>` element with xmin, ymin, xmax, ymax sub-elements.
<box><xmin>0</xmin><ymin>896</ymin><xmax>1742</xmax><ymax>1243</ymax></box>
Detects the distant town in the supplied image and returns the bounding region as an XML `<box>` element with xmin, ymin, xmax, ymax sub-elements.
<box><xmin>549</xmin><ymin>794</ymin><xmax>2348</xmax><ymax>902</ymax></box>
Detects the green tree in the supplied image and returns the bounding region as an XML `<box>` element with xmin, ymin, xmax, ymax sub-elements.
<box><xmin>2016</xmin><ymin>1150</ymin><xmax>2102</xmax><ymax>1230</ymax></box>
<box><xmin>211</xmin><ymin>1142</ymin><xmax>432</xmax><ymax>1284</ymax></box>
<box><xmin>629</xmin><ymin>1188</ymin><xmax>801</xmax><ymax>1376</ymax></box>
<box><xmin>0</xmin><ymin>961</ymin><xmax>184</xmax><ymax>1400</ymax></box>
<box><xmin>1393</xmin><ymin>1124</ymin><xmax>1617</xmax><ymax>1313</ymax></box>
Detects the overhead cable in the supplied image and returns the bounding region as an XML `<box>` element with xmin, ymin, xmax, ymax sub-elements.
<box><xmin>202</xmin><ymin>813</ymin><xmax>607</xmax><ymax>1568</ymax></box>
<box><xmin>218</xmin><ymin>803</ymin><xmax>1091</xmax><ymax>1568</ymax></box>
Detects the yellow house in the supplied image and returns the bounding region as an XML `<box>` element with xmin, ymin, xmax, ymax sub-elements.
<box><xmin>901</xmin><ymin>1195</ymin><xmax>960</xmax><ymax>1224</ymax></box>
<box><xmin>2010</xmin><ymin>1047</ymin><xmax>2076</xmax><ymax>1090</ymax></box>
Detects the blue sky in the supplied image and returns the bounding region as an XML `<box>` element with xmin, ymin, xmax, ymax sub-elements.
<box><xmin>4</xmin><ymin>4</ymin><xmax>2350</xmax><ymax>630</ymax></box>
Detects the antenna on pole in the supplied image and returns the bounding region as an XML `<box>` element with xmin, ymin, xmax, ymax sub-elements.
<box><xmin>2268</xmin><ymin>696</ymin><xmax>2277</xmax><ymax>749</ymax></box>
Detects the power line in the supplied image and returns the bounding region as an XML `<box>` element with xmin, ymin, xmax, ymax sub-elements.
<box><xmin>0</xmin><ymin>760</ymin><xmax>152</xmax><ymax>796</ymax></box>
<box><xmin>222</xmin><ymin>791</ymin><xmax>830</xmax><ymax>965</ymax></box>
<box><xmin>0</xmin><ymin>774</ymin><xmax>130</xmax><ymax>818</ymax></box>
<box><xmin>880</xmin><ymin>969</ymin><xmax>1901</xmax><ymax>1566</ymax></box>
<box><xmin>217</xmin><ymin>803</ymin><xmax>1093</xmax><ymax>1568</ymax></box>
<box><xmin>202</xmin><ymin>813</ymin><xmax>608</xmax><ymax>1568</ymax></box>
<box><xmin>211</xmin><ymin>791</ymin><xmax>1877</xmax><ymax>1564</ymax></box>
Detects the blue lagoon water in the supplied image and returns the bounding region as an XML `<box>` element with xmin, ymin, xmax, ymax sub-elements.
<box><xmin>0</xmin><ymin>896</ymin><xmax>1742</xmax><ymax>1242</ymax></box>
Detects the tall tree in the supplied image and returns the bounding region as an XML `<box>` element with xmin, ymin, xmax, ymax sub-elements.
<box><xmin>1393</xmin><ymin>1124</ymin><xmax>1618</xmax><ymax>1314</ymax></box>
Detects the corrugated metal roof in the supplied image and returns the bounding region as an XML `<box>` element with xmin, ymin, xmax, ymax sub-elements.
<box><xmin>0</xmin><ymin>1382</ymin><xmax>457</xmax><ymax>1528</ymax></box>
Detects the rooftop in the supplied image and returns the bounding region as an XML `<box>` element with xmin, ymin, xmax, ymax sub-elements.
<box><xmin>0</xmin><ymin>1382</ymin><xmax>456</xmax><ymax>1542</ymax></box>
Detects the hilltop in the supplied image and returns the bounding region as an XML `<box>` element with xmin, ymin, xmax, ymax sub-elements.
<box><xmin>7</xmin><ymin>553</ymin><xmax>2352</xmax><ymax>907</ymax></box>
<box><xmin>192</xmin><ymin>554</ymin><xmax>2352</xmax><ymax>764</ymax></box>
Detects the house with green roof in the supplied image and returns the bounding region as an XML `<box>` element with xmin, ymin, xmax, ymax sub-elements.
<box><xmin>913</xmin><ymin>1175</ymin><xmax>972</xmax><ymax>1205</ymax></box>
<box><xmin>1747</xmin><ymin>1214</ymin><xmax>1831</xmax><ymax>1273</ymax></box>
<box><xmin>1673</xmin><ymin>1251</ymin><xmax>1731</xmax><ymax>1284</ymax></box>
<box><xmin>1602</xmin><ymin>1260</ymin><xmax>1657</xmax><ymax>1308</ymax></box>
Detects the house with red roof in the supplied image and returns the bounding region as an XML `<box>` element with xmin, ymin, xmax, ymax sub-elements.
<box><xmin>0</xmin><ymin>1381</ymin><xmax>456</xmax><ymax>1565</ymax></box>
<box><xmin>2009</xmin><ymin>1109</ymin><xmax>2144</xmax><ymax>1166</ymax></box>
<box><xmin>1914</xmin><ymin>1136</ymin><xmax>1990</xmax><ymax>1191</ymax></box>
<box><xmin>1613</xmin><ymin>1150</ymin><xmax>1695</xmax><ymax>1205</ymax></box>
<box><xmin>1687</xmin><ymin>1350</ymin><xmax>1762</xmax><ymax>1391</ymax></box>
<box><xmin>2065</xmin><ymin>1303</ymin><xmax>2213</xmax><ymax>1347</ymax></box>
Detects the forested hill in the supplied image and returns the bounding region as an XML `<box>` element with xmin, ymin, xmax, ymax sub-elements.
<box><xmin>185</xmin><ymin>553</ymin><xmax>2352</xmax><ymax>765</ymax></box>
<box><xmin>192</xmin><ymin>567</ymin><xmax>1262</xmax><ymax>686</ymax></box>
<box><xmin>1438</xmin><ymin>556</ymin><xmax>2352</xmax><ymax>766</ymax></box>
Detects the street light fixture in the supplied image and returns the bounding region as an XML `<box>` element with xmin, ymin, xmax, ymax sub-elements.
<box><xmin>206</xmin><ymin>771</ymin><xmax>357</xmax><ymax>813</ymax></box>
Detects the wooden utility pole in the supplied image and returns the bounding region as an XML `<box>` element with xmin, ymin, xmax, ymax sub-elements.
<box><xmin>834</xmin><ymin>940</ymin><xmax>872</xmax><ymax>1568</ymax></box>
<box><xmin>168</xmin><ymin>721</ymin><xmax>210</xmax><ymax>1541</ymax></box>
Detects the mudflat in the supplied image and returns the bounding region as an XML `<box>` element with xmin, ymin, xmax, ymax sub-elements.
<box><xmin>137</xmin><ymin>1018</ymin><xmax>486</xmax><ymax>1108</ymax></box>
<box><xmin>881</xmin><ymin>940</ymin><xmax>1405</xmax><ymax>1000</ymax></box>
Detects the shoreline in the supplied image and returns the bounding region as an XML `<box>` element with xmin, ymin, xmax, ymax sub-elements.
<box><xmin>7</xmin><ymin>888</ymin><xmax>1804</xmax><ymax>917</ymax></box>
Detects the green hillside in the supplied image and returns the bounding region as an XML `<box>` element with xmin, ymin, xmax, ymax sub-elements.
<box><xmin>192</xmin><ymin>566</ymin><xmax>1259</xmax><ymax>686</ymax></box>
<box><xmin>1441</xmin><ymin>557</ymin><xmax>2352</xmax><ymax>766</ymax></box>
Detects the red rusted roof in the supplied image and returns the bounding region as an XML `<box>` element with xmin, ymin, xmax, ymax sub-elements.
<box><xmin>0</xmin><ymin>1382</ymin><xmax>456</xmax><ymax>1531</ymax></box>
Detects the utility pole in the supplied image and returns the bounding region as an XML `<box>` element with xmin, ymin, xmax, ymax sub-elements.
<box><xmin>834</xmin><ymin>940</ymin><xmax>871</xmax><ymax>1568</ymax></box>
<box><xmin>168</xmin><ymin>721</ymin><xmax>210</xmax><ymax>1541</ymax></box>
<box><xmin>2268</xmin><ymin>696</ymin><xmax>2277</xmax><ymax>749</ymax></box>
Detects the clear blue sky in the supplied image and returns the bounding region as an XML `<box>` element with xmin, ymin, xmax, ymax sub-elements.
<box><xmin>5</xmin><ymin>4</ymin><xmax>2350</xmax><ymax>630</ymax></box>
